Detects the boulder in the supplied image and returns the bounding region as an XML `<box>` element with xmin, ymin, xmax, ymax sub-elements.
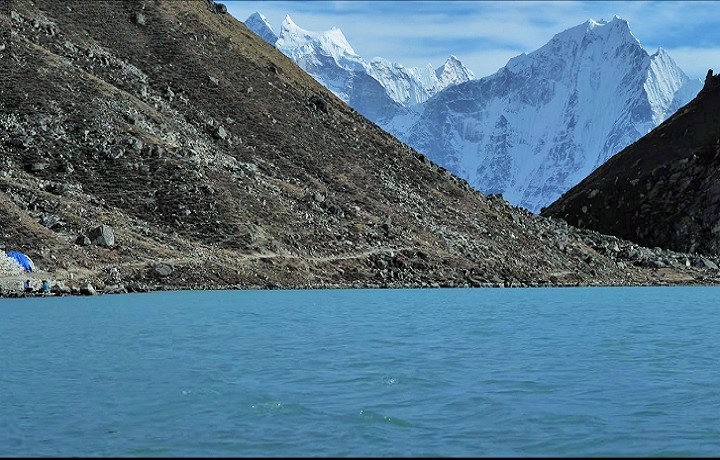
<box><xmin>694</xmin><ymin>257</ymin><xmax>719</xmax><ymax>270</ymax></box>
<box><xmin>75</xmin><ymin>234</ymin><xmax>91</xmax><ymax>246</ymax></box>
<box><xmin>8</xmin><ymin>137</ymin><xmax>29</xmax><ymax>148</ymax></box>
<box><xmin>40</xmin><ymin>214</ymin><xmax>62</xmax><ymax>230</ymax></box>
<box><xmin>29</xmin><ymin>161</ymin><xmax>49</xmax><ymax>172</ymax></box>
<box><xmin>80</xmin><ymin>283</ymin><xmax>96</xmax><ymax>296</ymax></box>
<box><xmin>154</xmin><ymin>264</ymin><xmax>174</xmax><ymax>278</ymax></box>
<box><xmin>128</xmin><ymin>137</ymin><xmax>143</xmax><ymax>153</ymax></box>
<box><xmin>215</xmin><ymin>126</ymin><xmax>227</xmax><ymax>140</ymax></box>
<box><xmin>103</xmin><ymin>285</ymin><xmax>128</xmax><ymax>294</ymax></box>
<box><xmin>307</xmin><ymin>94</ymin><xmax>327</xmax><ymax>113</ymax></box>
<box><xmin>88</xmin><ymin>225</ymin><xmax>115</xmax><ymax>247</ymax></box>
<box><xmin>50</xmin><ymin>282</ymin><xmax>72</xmax><ymax>295</ymax></box>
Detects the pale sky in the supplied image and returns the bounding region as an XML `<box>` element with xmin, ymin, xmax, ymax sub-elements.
<box><xmin>226</xmin><ymin>1</ymin><xmax>720</xmax><ymax>81</ymax></box>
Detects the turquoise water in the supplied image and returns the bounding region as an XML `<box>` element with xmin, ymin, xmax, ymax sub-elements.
<box><xmin>1</xmin><ymin>287</ymin><xmax>720</xmax><ymax>457</ymax></box>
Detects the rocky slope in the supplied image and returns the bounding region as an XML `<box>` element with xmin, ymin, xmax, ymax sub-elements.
<box><xmin>543</xmin><ymin>71</ymin><xmax>720</xmax><ymax>256</ymax></box>
<box><xmin>1</xmin><ymin>0</ymin><xmax>719</xmax><ymax>296</ymax></box>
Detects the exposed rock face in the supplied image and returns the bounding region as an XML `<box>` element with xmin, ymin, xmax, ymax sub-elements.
<box><xmin>1</xmin><ymin>0</ymin><xmax>719</xmax><ymax>295</ymax></box>
<box><xmin>543</xmin><ymin>74</ymin><xmax>720</xmax><ymax>256</ymax></box>
<box><xmin>702</xmin><ymin>69</ymin><xmax>720</xmax><ymax>94</ymax></box>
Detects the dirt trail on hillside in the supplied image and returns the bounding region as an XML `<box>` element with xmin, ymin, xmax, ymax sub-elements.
<box><xmin>0</xmin><ymin>246</ymin><xmax>417</xmax><ymax>293</ymax></box>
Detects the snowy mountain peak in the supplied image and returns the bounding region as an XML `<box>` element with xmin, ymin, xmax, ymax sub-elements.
<box><xmin>278</xmin><ymin>14</ymin><xmax>312</xmax><ymax>43</ymax></box>
<box><xmin>435</xmin><ymin>55</ymin><xmax>475</xmax><ymax>88</ymax></box>
<box><xmin>281</xmin><ymin>14</ymin><xmax>298</xmax><ymax>30</ymax></box>
<box><xmin>247</xmin><ymin>11</ymin><xmax>269</xmax><ymax>23</ymax></box>
<box><xmin>591</xmin><ymin>16</ymin><xmax>639</xmax><ymax>44</ymax></box>
<box><xmin>586</xmin><ymin>18</ymin><xmax>606</xmax><ymax>28</ymax></box>
<box><xmin>277</xmin><ymin>15</ymin><xmax>358</xmax><ymax>58</ymax></box>
<box><xmin>437</xmin><ymin>54</ymin><xmax>463</xmax><ymax>74</ymax></box>
<box><xmin>370</xmin><ymin>56</ymin><xmax>403</xmax><ymax>69</ymax></box>
<box><xmin>244</xmin><ymin>12</ymin><xmax>278</xmax><ymax>45</ymax></box>
<box><xmin>247</xmin><ymin>11</ymin><xmax>270</xmax><ymax>25</ymax></box>
<box><xmin>503</xmin><ymin>16</ymin><xmax>644</xmax><ymax>79</ymax></box>
<box><xmin>555</xmin><ymin>16</ymin><xmax>638</xmax><ymax>48</ymax></box>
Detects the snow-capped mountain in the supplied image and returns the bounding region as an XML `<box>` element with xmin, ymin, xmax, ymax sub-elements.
<box><xmin>436</xmin><ymin>55</ymin><xmax>475</xmax><ymax>88</ymax></box>
<box><xmin>365</xmin><ymin>58</ymin><xmax>438</xmax><ymax>107</ymax></box>
<box><xmin>270</xmin><ymin>15</ymin><xmax>400</xmax><ymax>122</ymax></box>
<box><xmin>365</xmin><ymin>55</ymin><xmax>476</xmax><ymax>107</ymax></box>
<box><xmin>245</xmin><ymin>12</ymin><xmax>278</xmax><ymax>45</ymax></box>
<box><xmin>246</xmin><ymin>14</ymin><xmax>701</xmax><ymax>213</ymax></box>
<box><xmin>385</xmin><ymin>17</ymin><xmax>702</xmax><ymax>212</ymax></box>
<box><xmin>243</xmin><ymin>13</ymin><xmax>475</xmax><ymax>113</ymax></box>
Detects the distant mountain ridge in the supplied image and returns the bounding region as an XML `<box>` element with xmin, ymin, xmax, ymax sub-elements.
<box><xmin>244</xmin><ymin>12</ymin><xmax>476</xmax><ymax>117</ymax></box>
<box><xmin>245</xmin><ymin>13</ymin><xmax>702</xmax><ymax>213</ymax></box>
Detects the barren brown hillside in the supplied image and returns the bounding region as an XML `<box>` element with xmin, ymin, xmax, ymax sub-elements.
<box><xmin>1</xmin><ymin>0</ymin><xmax>719</xmax><ymax>294</ymax></box>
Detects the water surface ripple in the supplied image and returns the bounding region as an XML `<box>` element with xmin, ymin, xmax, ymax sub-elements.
<box><xmin>1</xmin><ymin>287</ymin><xmax>719</xmax><ymax>457</ymax></box>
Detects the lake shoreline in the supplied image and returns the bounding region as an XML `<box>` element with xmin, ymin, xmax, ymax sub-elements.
<box><xmin>3</xmin><ymin>276</ymin><xmax>720</xmax><ymax>299</ymax></box>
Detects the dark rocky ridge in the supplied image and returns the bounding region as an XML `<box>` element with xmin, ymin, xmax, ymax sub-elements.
<box><xmin>1</xmin><ymin>0</ymin><xmax>719</xmax><ymax>296</ymax></box>
<box><xmin>543</xmin><ymin>69</ymin><xmax>720</xmax><ymax>256</ymax></box>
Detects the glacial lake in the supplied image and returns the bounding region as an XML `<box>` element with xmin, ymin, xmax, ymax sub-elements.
<box><xmin>1</xmin><ymin>287</ymin><xmax>719</xmax><ymax>457</ymax></box>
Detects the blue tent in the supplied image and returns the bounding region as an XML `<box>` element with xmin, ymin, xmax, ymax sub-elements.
<box><xmin>6</xmin><ymin>250</ymin><xmax>35</xmax><ymax>273</ymax></box>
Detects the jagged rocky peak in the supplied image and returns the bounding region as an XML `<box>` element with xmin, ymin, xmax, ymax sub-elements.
<box><xmin>435</xmin><ymin>55</ymin><xmax>475</xmax><ymax>88</ymax></box>
<box><xmin>504</xmin><ymin>16</ymin><xmax>642</xmax><ymax>80</ymax></box>
<box><xmin>549</xmin><ymin>16</ymin><xmax>639</xmax><ymax>56</ymax></box>
<box><xmin>651</xmin><ymin>46</ymin><xmax>669</xmax><ymax>58</ymax></box>
<box><xmin>369</xmin><ymin>56</ymin><xmax>408</xmax><ymax>71</ymax></box>
<box><xmin>703</xmin><ymin>68</ymin><xmax>720</xmax><ymax>91</ymax></box>
<box><xmin>244</xmin><ymin>12</ymin><xmax>278</xmax><ymax>45</ymax></box>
